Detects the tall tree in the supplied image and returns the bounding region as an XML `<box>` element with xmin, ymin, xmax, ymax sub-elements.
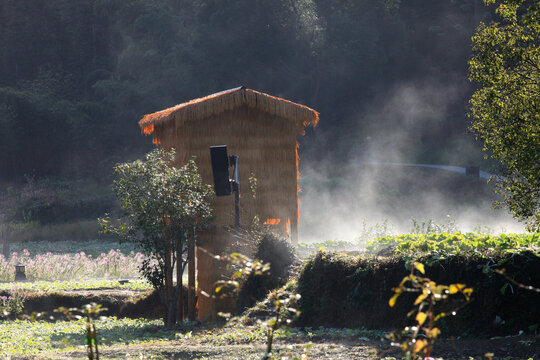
<box><xmin>100</xmin><ymin>149</ymin><xmax>214</xmax><ymax>328</ymax></box>
<box><xmin>469</xmin><ymin>0</ymin><xmax>540</xmax><ymax>231</ymax></box>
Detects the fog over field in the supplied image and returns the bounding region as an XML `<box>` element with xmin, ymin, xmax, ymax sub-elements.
<box><xmin>298</xmin><ymin>80</ymin><xmax>525</xmax><ymax>242</ymax></box>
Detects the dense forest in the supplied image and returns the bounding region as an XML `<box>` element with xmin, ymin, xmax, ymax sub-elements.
<box><xmin>0</xmin><ymin>0</ymin><xmax>495</xmax><ymax>182</ymax></box>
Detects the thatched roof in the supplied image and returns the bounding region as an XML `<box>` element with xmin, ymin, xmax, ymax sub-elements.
<box><xmin>139</xmin><ymin>87</ymin><xmax>319</xmax><ymax>136</ymax></box>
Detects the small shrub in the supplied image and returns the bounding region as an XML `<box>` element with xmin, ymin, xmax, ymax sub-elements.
<box><xmin>263</xmin><ymin>288</ymin><xmax>301</xmax><ymax>360</ymax></box>
<box><xmin>254</xmin><ymin>232</ymin><xmax>296</xmax><ymax>284</ymax></box>
<box><xmin>236</xmin><ymin>232</ymin><xmax>297</xmax><ymax>312</ymax></box>
<box><xmin>213</xmin><ymin>252</ymin><xmax>271</xmax><ymax>317</ymax></box>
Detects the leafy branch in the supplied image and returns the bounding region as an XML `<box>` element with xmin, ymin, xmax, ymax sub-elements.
<box><xmin>388</xmin><ymin>262</ymin><xmax>473</xmax><ymax>359</ymax></box>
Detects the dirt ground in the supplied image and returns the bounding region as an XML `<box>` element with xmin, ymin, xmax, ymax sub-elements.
<box><xmin>10</xmin><ymin>327</ymin><xmax>539</xmax><ymax>360</ymax></box>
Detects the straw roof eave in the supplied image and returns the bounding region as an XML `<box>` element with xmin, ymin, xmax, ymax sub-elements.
<box><xmin>139</xmin><ymin>87</ymin><xmax>319</xmax><ymax>136</ymax></box>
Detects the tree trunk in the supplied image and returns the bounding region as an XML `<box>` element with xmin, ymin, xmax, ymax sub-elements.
<box><xmin>188</xmin><ymin>229</ymin><xmax>196</xmax><ymax>321</ymax></box>
<box><xmin>164</xmin><ymin>240</ymin><xmax>175</xmax><ymax>329</ymax></box>
<box><xmin>176</xmin><ymin>240</ymin><xmax>184</xmax><ymax>323</ymax></box>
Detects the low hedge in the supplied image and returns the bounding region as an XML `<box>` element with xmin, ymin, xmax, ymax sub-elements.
<box><xmin>296</xmin><ymin>249</ymin><xmax>540</xmax><ymax>336</ymax></box>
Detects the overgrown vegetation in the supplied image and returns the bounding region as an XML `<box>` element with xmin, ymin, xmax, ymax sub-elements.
<box><xmin>0</xmin><ymin>179</ymin><xmax>115</xmax><ymax>243</ymax></box>
<box><xmin>212</xmin><ymin>251</ymin><xmax>302</xmax><ymax>359</ymax></box>
<box><xmin>235</xmin><ymin>232</ymin><xmax>298</xmax><ymax>312</ymax></box>
<box><xmin>296</xmin><ymin>247</ymin><xmax>539</xmax><ymax>335</ymax></box>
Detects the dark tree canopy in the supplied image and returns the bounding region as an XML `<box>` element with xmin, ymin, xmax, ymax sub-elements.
<box><xmin>0</xmin><ymin>0</ymin><xmax>495</xmax><ymax>181</ymax></box>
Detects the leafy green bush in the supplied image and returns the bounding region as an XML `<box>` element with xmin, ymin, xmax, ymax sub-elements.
<box><xmin>368</xmin><ymin>232</ymin><xmax>539</xmax><ymax>262</ymax></box>
<box><xmin>101</xmin><ymin>149</ymin><xmax>214</xmax><ymax>328</ymax></box>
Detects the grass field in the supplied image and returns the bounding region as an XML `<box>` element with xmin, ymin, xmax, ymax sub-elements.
<box><xmin>0</xmin><ymin>279</ymin><xmax>152</xmax><ymax>292</ymax></box>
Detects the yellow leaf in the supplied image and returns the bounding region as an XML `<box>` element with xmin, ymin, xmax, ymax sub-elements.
<box><xmin>463</xmin><ymin>288</ymin><xmax>474</xmax><ymax>298</ymax></box>
<box><xmin>416</xmin><ymin>312</ymin><xmax>427</xmax><ymax>326</ymax></box>
<box><xmin>449</xmin><ymin>283</ymin><xmax>465</xmax><ymax>294</ymax></box>
<box><xmin>389</xmin><ymin>293</ymin><xmax>400</xmax><ymax>307</ymax></box>
<box><xmin>414</xmin><ymin>339</ymin><xmax>427</xmax><ymax>354</ymax></box>
<box><xmin>414</xmin><ymin>291</ymin><xmax>428</xmax><ymax>305</ymax></box>
<box><xmin>414</xmin><ymin>262</ymin><xmax>425</xmax><ymax>274</ymax></box>
<box><xmin>428</xmin><ymin>327</ymin><xmax>441</xmax><ymax>339</ymax></box>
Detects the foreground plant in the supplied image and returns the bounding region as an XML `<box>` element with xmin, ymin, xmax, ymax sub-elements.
<box><xmin>263</xmin><ymin>289</ymin><xmax>301</xmax><ymax>360</ymax></box>
<box><xmin>0</xmin><ymin>286</ymin><xmax>28</xmax><ymax>317</ymax></box>
<box><xmin>55</xmin><ymin>302</ymin><xmax>107</xmax><ymax>360</ymax></box>
<box><xmin>388</xmin><ymin>262</ymin><xmax>473</xmax><ymax>359</ymax></box>
<box><xmin>211</xmin><ymin>252</ymin><xmax>301</xmax><ymax>359</ymax></box>
<box><xmin>211</xmin><ymin>252</ymin><xmax>271</xmax><ymax>315</ymax></box>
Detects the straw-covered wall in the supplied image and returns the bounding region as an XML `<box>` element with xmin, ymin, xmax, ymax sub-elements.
<box><xmin>139</xmin><ymin>88</ymin><xmax>318</xmax><ymax>320</ymax></box>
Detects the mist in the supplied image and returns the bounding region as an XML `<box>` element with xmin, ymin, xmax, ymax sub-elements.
<box><xmin>298</xmin><ymin>81</ymin><xmax>525</xmax><ymax>243</ymax></box>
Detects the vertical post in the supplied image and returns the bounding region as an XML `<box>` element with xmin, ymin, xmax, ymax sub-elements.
<box><xmin>188</xmin><ymin>228</ymin><xmax>196</xmax><ymax>321</ymax></box>
<box><xmin>230</xmin><ymin>155</ymin><xmax>240</xmax><ymax>229</ymax></box>
<box><xmin>234</xmin><ymin>190</ymin><xmax>240</xmax><ymax>229</ymax></box>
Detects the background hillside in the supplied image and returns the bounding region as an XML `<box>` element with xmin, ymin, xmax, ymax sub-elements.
<box><xmin>0</xmin><ymin>0</ymin><xmax>496</xmax><ymax>179</ymax></box>
<box><xmin>1</xmin><ymin>0</ymin><xmax>520</xmax><ymax>241</ymax></box>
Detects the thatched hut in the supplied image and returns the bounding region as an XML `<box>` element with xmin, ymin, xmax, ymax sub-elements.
<box><xmin>139</xmin><ymin>86</ymin><xmax>318</xmax><ymax>320</ymax></box>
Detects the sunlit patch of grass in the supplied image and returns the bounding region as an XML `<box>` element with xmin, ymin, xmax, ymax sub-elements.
<box><xmin>0</xmin><ymin>317</ymin><xmax>167</xmax><ymax>355</ymax></box>
<box><xmin>0</xmin><ymin>279</ymin><xmax>152</xmax><ymax>292</ymax></box>
<box><xmin>0</xmin><ymin>314</ymin><xmax>384</xmax><ymax>357</ymax></box>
